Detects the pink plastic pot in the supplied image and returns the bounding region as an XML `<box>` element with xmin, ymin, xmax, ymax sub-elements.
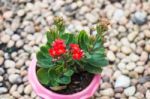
<box><xmin>28</xmin><ymin>58</ymin><xmax>101</xmax><ymax>99</ymax></box>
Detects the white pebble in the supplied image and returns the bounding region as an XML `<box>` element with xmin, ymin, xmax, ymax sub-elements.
<box><xmin>121</xmin><ymin>46</ymin><xmax>132</xmax><ymax>54</ymax></box>
<box><xmin>4</xmin><ymin>60</ymin><xmax>15</xmax><ymax>68</ymax></box>
<box><xmin>0</xmin><ymin>57</ymin><xmax>4</xmax><ymax>65</ymax></box>
<box><xmin>1</xmin><ymin>34</ymin><xmax>10</xmax><ymax>43</ymax></box>
<box><xmin>128</xmin><ymin>32</ymin><xmax>138</xmax><ymax>42</ymax></box>
<box><xmin>115</xmin><ymin>75</ymin><xmax>131</xmax><ymax>88</ymax></box>
<box><xmin>124</xmin><ymin>86</ymin><xmax>136</xmax><ymax>96</ymax></box>
<box><xmin>146</xmin><ymin>90</ymin><xmax>150</xmax><ymax>99</ymax></box>
<box><xmin>24</xmin><ymin>85</ymin><xmax>32</xmax><ymax>95</ymax></box>
<box><xmin>8</xmin><ymin>74</ymin><xmax>22</xmax><ymax>83</ymax></box>
<box><xmin>107</xmin><ymin>51</ymin><xmax>116</xmax><ymax>62</ymax></box>
<box><xmin>134</xmin><ymin>66</ymin><xmax>144</xmax><ymax>73</ymax></box>
<box><xmin>12</xmin><ymin>34</ymin><xmax>20</xmax><ymax>41</ymax></box>
<box><xmin>126</xmin><ymin>62</ymin><xmax>136</xmax><ymax>71</ymax></box>
<box><xmin>0</xmin><ymin>87</ymin><xmax>8</xmax><ymax>94</ymax></box>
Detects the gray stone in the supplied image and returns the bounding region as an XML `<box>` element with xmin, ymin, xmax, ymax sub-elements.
<box><xmin>0</xmin><ymin>87</ymin><xmax>8</xmax><ymax>94</ymax></box>
<box><xmin>132</xmin><ymin>11</ymin><xmax>147</xmax><ymax>25</ymax></box>
<box><xmin>8</xmin><ymin>74</ymin><xmax>22</xmax><ymax>84</ymax></box>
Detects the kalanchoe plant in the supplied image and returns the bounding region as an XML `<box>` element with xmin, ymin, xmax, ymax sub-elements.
<box><xmin>36</xmin><ymin>17</ymin><xmax>108</xmax><ymax>89</ymax></box>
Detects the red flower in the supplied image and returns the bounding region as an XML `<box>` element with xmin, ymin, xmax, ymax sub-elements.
<box><xmin>49</xmin><ymin>48</ymin><xmax>56</xmax><ymax>57</ymax></box>
<box><xmin>49</xmin><ymin>39</ymin><xmax>66</xmax><ymax>57</ymax></box>
<box><xmin>72</xmin><ymin>50</ymin><xmax>84</xmax><ymax>60</ymax></box>
<box><xmin>70</xmin><ymin>43</ymin><xmax>84</xmax><ymax>60</ymax></box>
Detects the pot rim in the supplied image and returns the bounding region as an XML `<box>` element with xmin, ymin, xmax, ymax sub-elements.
<box><xmin>28</xmin><ymin>57</ymin><xmax>101</xmax><ymax>99</ymax></box>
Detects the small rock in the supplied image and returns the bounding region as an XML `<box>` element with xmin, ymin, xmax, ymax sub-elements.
<box><xmin>124</xmin><ymin>86</ymin><xmax>136</xmax><ymax>96</ymax></box>
<box><xmin>12</xmin><ymin>92</ymin><xmax>21</xmax><ymax>98</ymax></box>
<box><xmin>4</xmin><ymin>60</ymin><xmax>15</xmax><ymax>68</ymax></box>
<box><xmin>85</xmin><ymin>13</ymin><xmax>98</xmax><ymax>23</ymax></box>
<box><xmin>3</xmin><ymin>11</ymin><xmax>13</xmax><ymax>19</ymax></box>
<box><xmin>107</xmin><ymin>51</ymin><xmax>116</xmax><ymax>62</ymax></box>
<box><xmin>128</xmin><ymin>32</ymin><xmax>138</xmax><ymax>42</ymax></box>
<box><xmin>129</xmin><ymin>53</ymin><xmax>139</xmax><ymax>62</ymax></box>
<box><xmin>134</xmin><ymin>66</ymin><xmax>144</xmax><ymax>73</ymax></box>
<box><xmin>17</xmin><ymin>85</ymin><xmax>24</xmax><ymax>94</ymax></box>
<box><xmin>129</xmin><ymin>96</ymin><xmax>137</xmax><ymax>99</ymax></box>
<box><xmin>114</xmin><ymin>87</ymin><xmax>124</xmax><ymax>93</ymax></box>
<box><xmin>146</xmin><ymin>90</ymin><xmax>150</xmax><ymax>99</ymax></box>
<box><xmin>118</xmin><ymin>62</ymin><xmax>126</xmax><ymax>71</ymax></box>
<box><xmin>10</xmin><ymin>84</ymin><xmax>17</xmax><ymax>93</ymax></box>
<box><xmin>109</xmin><ymin>45</ymin><xmax>118</xmax><ymax>52</ymax></box>
<box><xmin>113</xmin><ymin>9</ymin><xmax>124</xmax><ymax>22</ymax></box>
<box><xmin>101</xmin><ymin>82</ymin><xmax>112</xmax><ymax>89</ymax></box>
<box><xmin>0</xmin><ymin>68</ymin><xmax>5</xmax><ymax>75</ymax></box>
<box><xmin>24</xmin><ymin>25</ymin><xmax>35</xmax><ymax>33</ymax></box>
<box><xmin>16</xmin><ymin>59</ymin><xmax>25</xmax><ymax>68</ymax></box>
<box><xmin>7</xmin><ymin>40</ymin><xmax>15</xmax><ymax>48</ymax></box>
<box><xmin>145</xmin><ymin>44</ymin><xmax>150</xmax><ymax>53</ymax></box>
<box><xmin>138</xmin><ymin>76</ymin><xmax>150</xmax><ymax>84</ymax></box>
<box><xmin>12</xmin><ymin>34</ymin><xmax>20</xmax><ymax>41</ymax></box>
<box><xmin>0</xmin><ymin>57</ymin><xmax>4</xmax><ymax>65</ymax></box>
<box><xmin>126</xmin><ymin>62</ymin><xmax>136</xmax><ymax>70</ymax></box>
<box><xmin>17</xmin><ymin>9</ymin><xmax>25</xmax><ymax>16</ymax></box>
<box><xmin>16</xmin><ymin>40</ymin><xmax>24</xmax><ymax>48</ymax></box>
<box><xmin>8</xmin><ymin>74</ymin><xmax>22</xmax><ymax>84</ymax></box>
<box><xmin>0</xmin><ymin>87</ymin><xmax>8</xmax><ymax>94</ymax></box>
<box><xmin>140</xmin><ymin>51</ymin><xmax>148</xmax><ymax>62</ymax></box>
<box><xmin>121</xmin><ymin>46</ymin><xmax>132</xmax><ymax>54</ymax></box>
<box><xmin>129</xmin><ymin>71</ymin><xmax>139</xmax><ymax>78</ymax></box>
<box><xmin>24</xmin><ymin>85</ymin><xmax>32</xmax><ymax>95</ymax></box>
<box><xmin>135</xmin><ymin>92</ymin><xmax>144</xmax><ymax>99</ymax></box>
<box><xmin>1</xmin><ymin>34</ymin><xmax>10</xmax><ymax>43</ymax></box>
<box><xmin>115</xmin><ymin>75</ymin><xmax>131</xmax><ymax>88</ymax></box>
<box><xmin>100</xmin><ymin>88</ymin><xmax>114</xmax><ymax>96</ymax></box>
<box><xmin>0</xmin><ymin>76</ymin><xmax>3</xmax><ymax>82</ymax></box>
<box><xmin>144</xmin><ymin>30</ymin><xmax>150</xmax><ymax>38</ymax></box>
<box><xmin>132</xmin><ymin>11</ymin><xmax>147</xmax><ymax>25</ymax></box>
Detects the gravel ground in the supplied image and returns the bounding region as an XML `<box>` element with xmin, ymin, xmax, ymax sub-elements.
<box><xmin>0</xmin><ymin>0</ymin><xmax>150</xmax><ymax>99</ymax></box>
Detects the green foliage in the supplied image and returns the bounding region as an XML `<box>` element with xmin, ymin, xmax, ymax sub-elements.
<box><xmin>36</xmin><ymin>16</ymin><xmax>108</xmax><ymax>88</ymax></box>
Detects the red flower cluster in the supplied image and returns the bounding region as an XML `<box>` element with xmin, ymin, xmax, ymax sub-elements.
<box><xmin>49</xmin><ymin>39</ymin><xmax>84</xmax><ymax>60</ymax></box>
<box><xmin>70</xmin><ymin>44</ymin><xmax>84</xmax><ymax>60</ymax></box>
<box><xmin>49</xmin><ymin>39</ymin><xmax>66</xmax><ymax>57</ymax></box>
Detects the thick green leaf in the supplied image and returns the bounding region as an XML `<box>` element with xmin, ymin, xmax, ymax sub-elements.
<box><xmin>61</xmin><ymin>33</ymin><xmax>75</xmax><ymax>45</ymax></box>
<box><xmin>86</xmin><ymin>53</ymin><xmax>108</xmax><ymax>67</ymax></box>
<box><xmin>78</xmin><ymin>30</ymin><xmax>89</xmax><ymax>51</ymax></box>
<box><xmin>37</xmin><ymin>68</ymin><xmax>50</xmax><ymax>85</ymax></box>
<box><xmin>46</xmin><ymin>29</ymin><xmax>58</xmax><ymax>45</ymax></box>
<box><xmin>64</xmin><ymin>69</ymin><xmax>74</xmax><ymax>76</ymax></box>
<box><xmin>84</xmin><ymin>64</ymin><xmax>102</xmax><ymax>74</ymax></box>
<box><xmin>36</xmin><ymin>51</ymin><xmax>54</xmax><ymax>68</ymax></box>
<box><xmin>57</xmin><ymin>76</ymin><xmax>71</xmax><ymax>84</ymax></box>
<box><xmin>40</xmin><ymin>45</ymin><xmax>49</xmax><ymax>55</ymax></box>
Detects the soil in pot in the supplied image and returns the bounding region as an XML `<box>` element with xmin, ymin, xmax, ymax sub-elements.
<box><xmin>45</xmin><ymin>72</ymin><xmax>94</xmax><ymax>95</ymax></box>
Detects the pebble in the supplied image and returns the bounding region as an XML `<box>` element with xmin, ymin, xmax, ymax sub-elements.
<box><xmin>140</xmin><ymin>51</ymin><xmax>148</xmax><ymax>62</ymax></box>
<box><xmin>12</xmin><ymin>34</ymin><xmax>20</xmax><ymax>41</ymax></box>
<box><xmin>115</xmin><ymin>75</ymin><xmax>131</xmax><ymax>88</ymax></box>
<box><xmin>117</xmin><ymin>62</ymin><xmax>126</xmax><ymax>71</ymax></box>
<box><xmin>121</xmin><ymin>46</ymin><xmax>132</xmax><ymax>54</ymax></box>
<box><xmin>0</xmin><ymin>76</ymin><xmax>3</xmax><ymax>82</ymax></box>
<box><xmin>132</xmin><ymin>11</ymin><xmax>147</xmax><ymax>25</ymax></box>
<box><xmin>8</xmin><ymin>74</ymin><xmax>22</xmax><ymax>84</ymax></box>
<box><xmin>1</xmin><ymin>34</ymin><xmax>10</xmax><ymax>43</ymax></box>
<box><xmin>124</xmin><ymin>86</ymin><xmax>136</xmax><ymax>96</ymax></box>
<box><xmin>3</xmin><ymin>11</ymin><xmax>13</xmax><ymax>19</ymax></box>
<box><xmin>16</xmin><ymin>40</ymin><xmax>24</xmax><ymax>48</ymax></box>
<box><xmin>145</xmin><ymin>44</ymin><xmax>150</xmax><ymax>53</ymax></box>
<box><xmin>0</xmin><ymin>87</ymin><xmax>8</xmax><ymax>94</ymax></box>
<box><xmin>24</xmin><ymin>85</ymin><xmax>32</xmax><ymax>95</ymax></box>
<box><xmin>0</xmin><ymin>68</ymin><xmax>5</xmax><ymax>75</ymax></box>
<box><xmin>85</xmin><ymin>13</ymin><xmax>98</xmax><ymax>23</ymax></box>
<box><xmin>144</xmin><ymin>30</ymin><xmax>150</xmax><ymax>38</ymax></box>
<box><xmin>129</xmin><ymin>53</ymin><xmax>139</xmax><ymax>62</ymax></box>
<box><xmin>0</xmin><ymin>57</ymin><xmax>4</xmax><ymax>65</ymax></box>
<box><xmin>4</xmin><ymin>60</ymin><xmax>15</xmax><ymax>68</ymax></box>
<box><xmin>138</xmin><ymin>76</ymin><xmax>150</xmax><ymax>84</ymax></box>
<box><xmin>17</xmin><ymin>9</ymin><xmax>25</xmax><ymax>16</ymax></box>
<box><xmin>134</xmin><ymin>66</ymin><xmax>144</xmax><ymax>73</ymax></box>
<box><xmin>146</xmin><ymin>90</ymin><xmax>150</xmax><ymax>99</ymax></box>
<box><xmin>113</xmin><ymin>9</ymin><xmax>124</xmax><ymax>22</ymax></box>
<box><xmin>126</xmin><ymin>62</ymin><xmax>136</xmax><ymax>70</ymax></box>
<box><xmin>7</xmin><ymin>40</ymin><xmax>15</xmax><ymax>48</ymax></box>
<box><xmin>127</xmin><ymin>32</ymin><xmax>138</xmax><ymax>42</ymax></box>
<box><xmin>107</xmin><ymin>51</ymin><xmax>116</xmax><ymax>62</ymax></box>
<box><xmin>100</xmin><ymin>88</ymin><xmax>114</xmax><ymax>96</ymax></box>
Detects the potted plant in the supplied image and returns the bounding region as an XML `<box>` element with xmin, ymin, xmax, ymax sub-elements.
<box><xmin>28</xmin><ymin>17</ymin><xmax>109</xmax><ymax>99</ymax></box>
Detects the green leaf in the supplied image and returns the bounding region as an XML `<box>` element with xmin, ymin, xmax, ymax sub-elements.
<box><xmin>36</xmin><ymin>51</ymin><xmax>54</xmax><ymax>68</ymax></box>
<box><xmin>37</xmin><ymin>68</ymin><xmax>50</xmax><ymax>85</ymax></box>
<box><xmin>46</xmin><ymin>29</ymin><xmax>58</xmax><ymax>45</ymax></box>
<box><xmin>40</xmin><ymin>45</ymin><xmax>49</xmax><ymax>55</ymax></box>
<box><xmin>64</xmin><ymin>69</ymin><xmax>74</xmax><ymax>76</ymax></box>
<box><xmin>86</xmin><ymin>53</ymin><xmax>108</xmax><ymax>67</ymax></box>
<box><xmin>57</xmin><ymin>76</ymin><xmax>71</xmax><ymax>84</ymax></box>
<box><xmin>84</xmin><ymin>64</ymin><xmax>102</xmax><ymax>74</ymax></box>
<box><xmin>78</xmin><ymin>30</ymin><xmax>89</xmax><ymax>51</ymax></box>
<box><xmin>61</xmin><ymin>33</ymin><xmax>75</xmax><ymax>45</ymax></box>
